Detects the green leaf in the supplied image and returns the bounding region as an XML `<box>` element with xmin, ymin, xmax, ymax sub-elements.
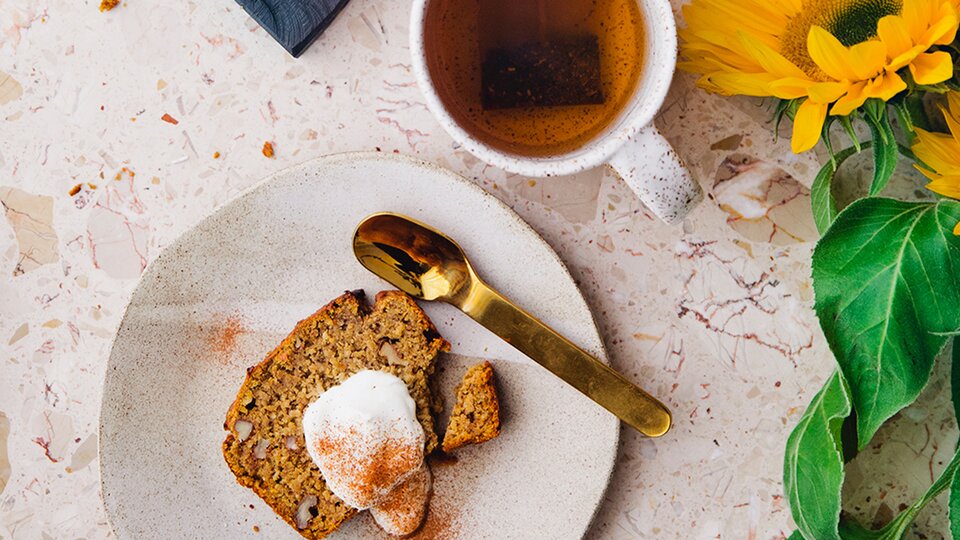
<box><xmin>931</xmin><ymin>329</ymin><xmax>960</xmax><ymax>336</ymax></box>
<box><xmin>784</xmin><ymin>371</ymin><xmax>851</xmax><ymax>540</ymax></box>
<box><xmin>811</xmin><ymin>143</ymin><xmax>872</xmax><ymax>234</ymax></box>
<box><xmin>838</xmin><ymin>519</ymin><xmax>882</xmax><ymax>539</ymax></box>
<box><xmin>813</xmin><ymin>198</ymin><xmax>960</xmax><ymax>447</ymax></box>
<box><xmin>863</xmin><ymin>102</ymin><xmax>898</xmax><ymax>196</ymax></box>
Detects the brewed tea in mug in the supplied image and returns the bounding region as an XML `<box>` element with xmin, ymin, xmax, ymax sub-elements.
<box><xmin>423</xmin><ymin>0</ymin><xmax>646</xmax><ymax>157</ymax></box>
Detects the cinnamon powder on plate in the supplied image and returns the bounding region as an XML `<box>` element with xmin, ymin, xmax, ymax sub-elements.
<box><xmin>208</xmin><ymin>315</ymin><xmax>246</xmax><ymax>364</ymax></box>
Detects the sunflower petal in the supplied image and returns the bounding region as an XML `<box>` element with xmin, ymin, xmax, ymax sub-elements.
<box><xmin>792</xmin><ymin>99</ymin><xmax>828</xmax><ymax>153</ymax></box>
<box><xmin>889</xmin><ymin>44</ymin><xmax>928</xmax><ymax>72</ymax></box>
<box><xmin>737</xmin><ymin>31</ymin><xmax>809</xmax><ymax>79</ymax></box>
<box><xmin>700</xmin><ymin>71</ymin><xmax>776</xmax><ymax>96</ymax></box>
<box><xmin>954</xmin><ymin>220</ymin><xmax>960</xmax><ymax>236</ymax></box>
<box><xmin>938</xmin><ymin>99</ymin><xmax>960</xmax><ymax>149</ymax></box>
<box><xmin>807</xmin><ymin>81</ymin><xmax>849</xmax><ymax>103</ymax></box>
<box><xmin>903</xmin><ymin>0</ymin><xmax>935</xmax><ymax>38</ymax></box>
<box><xmin>849</xmin><ymin>40</ymin><xmax>888</xmax><ymax>80</ymax></box>
<box><xmin>877</xmin><ymin>15</ymin><xmax>913</xmax><ymax>58</ymax></box>
<box><xmin>914</xmin><ymin>162</ymin><xmax>941</xmax><ymax>182</ymax></box>
<box><xmin>947</xmin><ymin>92</ymin><xmax>960</xmax><ymax>120</ymax></box>
<box><xmin>807</xmin><ymin>26</ymin><xmax>859</xmax><ymax>81</ymax></box>
<box><xmin>913</xmin><ymin>128</ymin><xmax>960</xmax><ymax>174</ymax></box>
<box><xmin>870</xmin><ymin>72</ymin><xmax>907</xmax><ymax>102</ymax></box>
<box><xmin>924</xmin><ymin>3</ymin><xmax>959</xmax><ymax>45</ymax></box>
<box><xmin>829</xmin><ymin>81</ymin><xmax>870</xmax><ymax>116</ymax></box>
<box><xmin>769</xmin><ymin>77</ymin><xmax>816</xmax><ymax>99</ymax></box>
<box><xmin>909</xmin><ymin>51</ymin><xmax>954</xmax><ymax>84</ymax></box>
<box><xmin>926</xmin><ymin>176</ymin><xmax>960</xmax><ymax>199</ymax></box>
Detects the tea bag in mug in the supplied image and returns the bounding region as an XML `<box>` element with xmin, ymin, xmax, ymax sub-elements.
<box><xmin>479</xmin><ymin>0</ymin><xmax>605</xmax><ymax>109</ymax></box>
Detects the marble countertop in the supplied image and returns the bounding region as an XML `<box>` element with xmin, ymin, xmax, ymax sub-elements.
<box><xmin>1</xmin><ymin>0</ymin><xmax>956</xmax><ymax>538</ymax></box>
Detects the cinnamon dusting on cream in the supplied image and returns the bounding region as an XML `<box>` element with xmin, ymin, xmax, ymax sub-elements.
<box><xmin>310</xmin><ymin>425</ymin><xmax>422</xmax><ymax>508</ymax></box>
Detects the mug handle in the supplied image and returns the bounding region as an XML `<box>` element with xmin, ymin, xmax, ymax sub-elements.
<box><xmin>607</xmin><ymin>124</ymin><xmax>703</xmax><ymax>224</ymax></box>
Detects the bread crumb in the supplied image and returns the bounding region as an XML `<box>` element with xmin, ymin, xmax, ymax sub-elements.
<box><xmin>99</xmin><ymin>0</ymin><xmax>119</xmax><ymax>11</ymax></box>
<box><xmin>262</xmin><ymin>141</ymin><xmax>275</xmax><ymax>158</ymax></box>
<box><xmin>441</xmin><ymin>361</ymin><xmax>501</xmax><ymax>452</ymax></box>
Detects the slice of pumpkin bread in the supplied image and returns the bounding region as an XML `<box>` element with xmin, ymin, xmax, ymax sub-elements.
<box><xmin>222</xmin><ymin>290</ymin><xmax>449</xmax><ymax>539</ymax></box>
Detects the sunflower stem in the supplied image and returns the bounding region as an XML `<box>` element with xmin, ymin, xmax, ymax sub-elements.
<box><xmin>821</xmin><ymin>116</ymin><xmax>838</xmax><ymax>169</ymax></box>
<box><xmin>840</xmin><ymin>116</ymin><xmax>861</xmax><ymax>153</ymax></box>
<box><xmin>810</xmin><ymin>142</ymin><xmax>872</xmax><ymax>234</ymax></box>
<box><xmin>893</xmin><ymin>102</ymin><xmax>916</xmax><ymax>143</ymax></box>
<box><xmin>862</xmin><ymin>103</ymin><xmax>898</xmax><ymax>196</ymax></box>
<box><xmin>902</xmin><ymin>93</ymin><xmax>933</xmax><ymax>132</ymax></box>
<box><xmin>772</xmin><ymin>99</ymin><xmax>792</xmax><ymax>143</ymax></box>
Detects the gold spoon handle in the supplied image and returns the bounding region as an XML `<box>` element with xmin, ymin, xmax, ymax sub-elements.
<box><xmin>458</xmin><ymin>280</ymin><xmax>672</xmax><ymax>437</ymax></box>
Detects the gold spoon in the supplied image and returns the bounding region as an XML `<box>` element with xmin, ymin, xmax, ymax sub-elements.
<box><xmin>352</xmin><ymin>212</ymin><xmax>672</xmax><ymax>437</ymax></box>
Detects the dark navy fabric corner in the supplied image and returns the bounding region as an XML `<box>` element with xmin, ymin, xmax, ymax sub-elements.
<box><xmin>236</xmin><ymin>0</ymin><xmax>352</xmax><ymax>57</ymax></box>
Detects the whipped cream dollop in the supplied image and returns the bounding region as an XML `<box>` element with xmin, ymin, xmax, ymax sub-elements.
<box><xmin>302</xmin><ymin>370</ymin><xmax>426</xmax><ymax>511</ymax></box>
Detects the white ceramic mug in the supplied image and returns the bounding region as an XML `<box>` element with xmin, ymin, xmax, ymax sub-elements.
<box><xmin>409</xmin><ymin>0</ymin><xmax>702</xmax><ymax>224</ymax></box>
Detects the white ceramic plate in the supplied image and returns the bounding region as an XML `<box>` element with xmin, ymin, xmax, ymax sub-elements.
<box><xmin>99</xmin><ymin>153</ymin><xmax>619</xmax><ymax>539</ymax></box>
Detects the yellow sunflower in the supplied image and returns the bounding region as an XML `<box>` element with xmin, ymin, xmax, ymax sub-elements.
<box><xmin>912</xmin><ymin>91</ymin><xmax>960</xmax><ymax>233</ymax></box>
<box><xmin>680</xmin><ymin>0</ymin><xmax>960</xmax><ymax>153</ymax></box>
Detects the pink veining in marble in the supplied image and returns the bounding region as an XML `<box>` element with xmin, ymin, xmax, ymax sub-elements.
<box><xmin>712</xmin><ymin>154</ymin><xmax>817</xmax><ymax>245</ymax></box>
<box><xmin>86</xmin><ymin>169</ymin><xmax>149</xmax><ymax>279</ymax></box>
<box><xmin>0</xmin><ymin>186</ymin><xmax>59</xmax><ymax>276</ymax></box>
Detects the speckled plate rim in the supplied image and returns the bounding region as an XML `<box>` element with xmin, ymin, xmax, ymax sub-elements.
<box><xmin>97</xmin><ymin>151</ymin><xmax>620</xmax><ymax>538</ymax></box>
